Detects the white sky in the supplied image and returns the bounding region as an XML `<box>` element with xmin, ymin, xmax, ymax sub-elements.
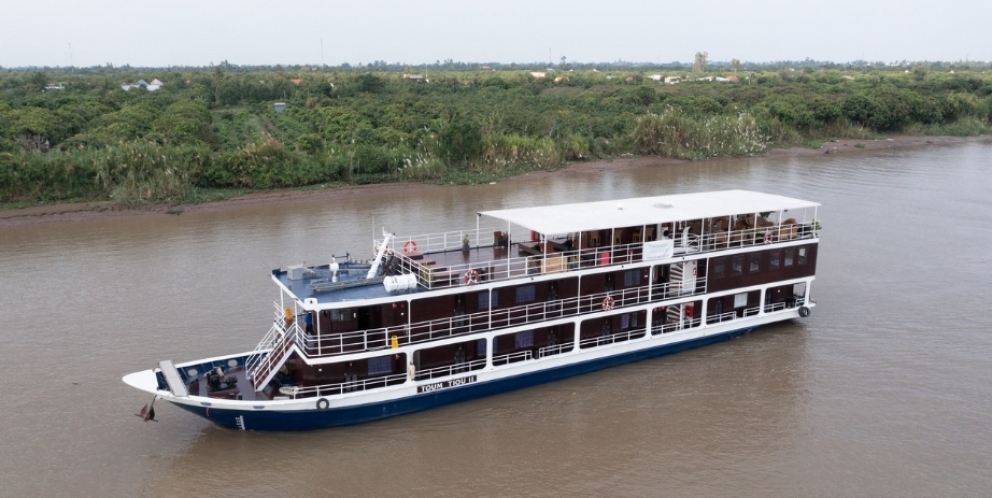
<box><xmin>2</xmin><ymin>0</ymin><xmax>990</xmax><ymax>68</ymax></box>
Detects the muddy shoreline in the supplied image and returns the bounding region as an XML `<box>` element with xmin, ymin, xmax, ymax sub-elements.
<box><xmin>1</xmin><ymin>134</ymin><xmax>988</xmax><ymax>227</ymax></box>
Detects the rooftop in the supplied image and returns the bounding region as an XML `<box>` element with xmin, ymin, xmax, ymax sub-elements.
<box><xmin>478</xmin><ymin>190</ymin><xmax>819</xmax><ymax>235</ymax></box>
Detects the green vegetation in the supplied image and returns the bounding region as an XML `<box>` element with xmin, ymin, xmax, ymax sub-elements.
<box><xmin>2</xmin><ymin>62</ymin><xmax>991</xmax><ymax>205</ymax></box>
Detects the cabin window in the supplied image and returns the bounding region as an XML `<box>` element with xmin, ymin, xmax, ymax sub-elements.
<box><xmin>734</xmin><ymin>293</ymin><xmax>748</xmax><ymax>308</ymax></box>
<box><xmin>477</xmin><ymin>338</ymin><xmax>487</xmax><ymax>356</ymax></box>
<box><xmin>478</xmin><ymin>291</ymin><xmax>498</xmax><ymax>309</ymax></box>
<box><xmin>330</xmin><ymin>309</ymin><xmax>351</xmax><ymax>322</ymax></box>
<box><xmin>621</xmin><ymin>312</ymin><xmax>639</xmax><ymax>329</ymax></box>
<box><xmin>798</xmin><ymin>247</ymin><xmax>807</xmax><ymax>265</ymax></box>
<box><xmin>731</xmin><ymin>255</ymin><xmax>743</xmax><ymax>275</ymax></box>
<box><xmin>514</xmin><ymin>330</ymin><xmax>534</xmax><ymax>348</ymax></box>
<box><xmin>367</xmin><ymin>356</ymin><xmax>392</xmax><ymax>376</ymax></box>
<box><xmin>624</xmin><ymin>269</ymin><xmax>640</xmax><ymax>287</ymax></box>
<box><xmin>784</xmin><ymin>248</ymin><xmax>795</xmax><ymax>267</ymax></box>
<box><xmin>516</xmin><ymin>285</ymin><xmax>536</xmax><ymax>304</ymax></box>
<box><xmin>769</xmin><ymin>251</ymin><xmax>781</xmax><ymax>270</ymax></box>
<box><xmin>749</xmin><ymin>253</ymin><xmax>760</xmax><ymax>272</ymax></box>
<box><xmin>713</xmin><ymin>258</ymin><xmax>726</xmax><ymax>278</ymax></box>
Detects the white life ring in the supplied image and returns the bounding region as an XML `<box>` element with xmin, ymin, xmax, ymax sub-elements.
<box><xmin>463</xmin><ymin>269</ymin><xmax>479</xmax><ymax>286</ymax></box>
<box><xmin>602</xmin><ymin>296</ymin><xmax>615</xmax><ymax>311</ymax></box>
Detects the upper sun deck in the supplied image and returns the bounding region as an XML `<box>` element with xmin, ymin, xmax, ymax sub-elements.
<box><xmin>276</xmin><ymin>190</ymin><xmax>820</xmax><ymax>306</ymax></box>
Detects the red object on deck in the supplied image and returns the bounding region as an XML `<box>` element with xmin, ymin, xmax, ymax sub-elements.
<box><xmin>530</xmin><ymin>230</ymin><xmax>538</xmax><ymax>241</ymax></box>
<box><xmin>599</xmin><ymin>252</ymin><xmax>610</xmax><ymax>265</ymax></box>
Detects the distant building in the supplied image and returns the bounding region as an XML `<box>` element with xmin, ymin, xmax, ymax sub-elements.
<box><xmin>649</xmin><ymin>74</ymin><xmax>663</xmax><ymax>82</ymax></box>
<box><xmin>664</xmin><ymin>76</ymin><xmax>680</xmax><ymax>84</ymax></box>
<box><xmin>274</xmin><ymin>102</ymin><xmax>286</xmax><ymax>114</ymax></box>
<box><xmin>121</xmin><ymin>78</ymin><xmax>163</xmax><ymax>91</ymax></box>
<box><xmin>290</xmin><ymin>79</ymin><xmax>303</xmax><ymax>85</ymax></box>
<box><xmin>530</xmin><ymin>71</ymin><xmax>546</xmax><ymax>79</ymax></box>
<box><xmin>403</xmin><ymin>74</ymin><xmax>425</xmax><ymax>81</ymax></box>
<box><xmin>44</xmin><ymin>83</ymin><xmax>65</xmax><ymax>91</ymax></box>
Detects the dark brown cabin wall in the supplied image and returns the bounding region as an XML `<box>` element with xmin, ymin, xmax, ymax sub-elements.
<box><xmin>580</xmin><ymin>273</ymin><xmax>608</xmax><ymax>296</ymax></box>
<box><xmin>560</xmin><ymin>276</ymin><xmax>580</xmax><ymax>298</ymax></box>
<box><xmin>410</xmin><ymin>294</ymin><xmax>452</xmax><ymax>323</ymax></box>
<box><xmin>417</xmin><ymin>340</ymin><xmax>485</xmax><ymax>370</ymax></box>
<box><xmin>707</xmin><ymin>243</ymin><xmax>819</xmax><ymax>293</ymax></box>
<box><xmin>378</xmin><ymin>301</ymin><xmax>408</xmax><ymax>328</ymax></box>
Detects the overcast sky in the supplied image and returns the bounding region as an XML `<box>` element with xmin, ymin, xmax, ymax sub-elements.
<box><xmin>2</xmin><ymin>0</ymin><xmax>990</xmax><ymax>68</ymax></box>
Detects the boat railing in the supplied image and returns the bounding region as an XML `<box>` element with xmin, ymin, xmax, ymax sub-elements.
<box><xmin>651</xmin><ymin>317</ymin><xmax>703</xmax><ymax>335</ymax></box>
<box><xmin>247</xmin><ymin>321</ymin><xmax>306</xmax><ymax>390</ymax></box>
<box><xmin>378</xmin><ymin>227</ymin><xmax>504</xmax><ymax>256</ymax></box>
<box><xmin>384</xmin><ymin>222</ymin><xmax>816</xmax><ymax>289</ymax></box>
<box><xmin>299</xmin><ymin>279</ymin><xmax>706</xmax><ymax>358</ymax></box>
<box><xmin>390</xmin><ymin>240</ymin><xmax>649</xmax><ymax>290</ymax></box>
<box><xmin>414</xmin><ymin>358</ymin><xmax>487</xmax><ymax>381</ymax></box>
<box><xmin>692</xmin><ymin>222</ymin><xmax>815</xmax><ymax>252</ymax></box>
<box><xmin>538</xmin><ymin>342</ymin><xmax>574</xmax><ymax>358</ymax></box>
<box><xmin>291</xmin><ymin>372</ymin><xmax>409</xmax><ymax>399</ymax></box>
<box><xmin>578</xmin><ymin>328</ymin><xmax>647</xmax><ymax>349</ymax></box>
<box><xmin>763</xmin><ymin>301</ymin><xmax>795</xmax><ymax>313</ymax></box>
<box><xmin>492</xmin><ymin>350</ymin><xmax>532</xmax><ymax>367</ymax></box>
<box><xmin>245</xmin><ymin>302</ymin><xmax>294</xmax><ymax>384</ymax></box>
<box><xmin>706</xmin><ymin>311</ymin><xmax>739</xmax><ymax>325</ymax></box>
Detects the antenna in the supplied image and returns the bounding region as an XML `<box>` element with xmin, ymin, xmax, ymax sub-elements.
<box><xmin>69</xmin><ymin>42</ymin><xmax>73</xmax><ymax>68</ymax></box>
<box><xmin>321</xmin><ymin>37</ymin><xmax>324</xmax><ymax>66</ymax></box>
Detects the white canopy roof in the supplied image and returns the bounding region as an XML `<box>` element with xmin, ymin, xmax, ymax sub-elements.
<box><xmin>478</xmin><ymin>190</ymin><xmax>819</xmax><ymax>234</ymax></box>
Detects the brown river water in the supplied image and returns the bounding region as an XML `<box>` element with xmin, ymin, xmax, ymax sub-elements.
<box><xmin>1</xmin><ymin>142</ymin><xmax>991</xmax><ymax>497</ymax></box>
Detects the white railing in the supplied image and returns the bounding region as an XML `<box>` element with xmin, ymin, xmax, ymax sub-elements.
<box><xmin>415</xmin><ymin>358</ymin><xmax>487</xmax><ymax>380</ymax></box>
<box><xmin>492</xmin><ymin>350</ymin><xmax>532</xmax><ymax>366</ymax></box>
<box><xmin>706</xmin><ymin>311</ymin><xmax>738</xmax><ymax>324</ymax></box>
<box><xmin>391</xmin><ymin>240</ymin><xmax>650</xmax><ymax>290</ymax></box>
<box><xmin>763</xmin><ymin>302</ymin><xmax>789</xmax><ymax>313</ymax></box>
<box><xmin>538</xmin><ymin>343</ymin><xmax>574</xmax><ymax>358</ymax></box>
<box><xmin>693</xmin><ymin>222</ymin><xmax>815</xmax><ymax>251</ymax></box>
<box><xmin>245</xmin><ymin>301</ymin><xmax>292</xmax><ymax>382</ymax></box>
<box><xmin>291</xmin><ymin>372</ymin><xmax>409</xmax><ymax>399</ymax></box>
<box><xmin>377</xmin><ymin>226</ymin><xmax>504</xmax><ymax>256</ymax></box>
<box><xmin>386</xmin><ymin>222</ymin><xmax>816</xmax><ymax>290</ymax></box>
<box><xmin>651</xmin><ymin>317</ymin><xmax>703</xmax><ymax>335</ymax></box>
<box><xmin>579</xmin><ymin>328</ymin><xmax>647</xmax><ymax>349</ymax></box>
<box><xmin>297</xmin><ymin>279</ymin><xmax>706</xmax><ymax>358</ymax></box>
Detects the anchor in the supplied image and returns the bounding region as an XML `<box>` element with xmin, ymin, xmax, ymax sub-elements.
<box><xmin>135</xmin><ymin>396</ymin><xmax>158</xmax><ymax>422</ymax></box>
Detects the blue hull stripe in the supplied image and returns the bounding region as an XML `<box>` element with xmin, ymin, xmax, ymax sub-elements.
<box><xmin>174</xmin><ymin>326</ymin><xmax>753</xmax><ymax>431</ymax></box>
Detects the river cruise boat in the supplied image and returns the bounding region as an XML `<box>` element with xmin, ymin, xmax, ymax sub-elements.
<box><xmin>124</xmin><ymin>190</ymin><xmax>820</xmax><ymax>431</ymax></box>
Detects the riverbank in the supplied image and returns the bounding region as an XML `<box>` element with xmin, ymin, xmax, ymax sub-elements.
<box><xmin>1</xmin><ymin>134</ymin><xmax>988</xmax><ymax>227</ymax></box>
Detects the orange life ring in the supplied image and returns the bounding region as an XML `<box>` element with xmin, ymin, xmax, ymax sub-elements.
<box><xmin>602</xmin><ymin>296</ymin><xmax>615</xmax><ymax>311</ymax></box>
<box><xmin>463</xmin><ymin>269</ymin><xmax>479</xmax><ymax>286</ymax></box>
<box><xmin>403</xmin><ymin>240</ymin><xmax>418</xmax><ymax>254</ymax></box>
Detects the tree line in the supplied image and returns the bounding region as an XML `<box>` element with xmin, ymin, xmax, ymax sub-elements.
<box><xmin>1</xmin><ymin>66</ymin><xmax>991</xmax><ymax>205</ymax></box>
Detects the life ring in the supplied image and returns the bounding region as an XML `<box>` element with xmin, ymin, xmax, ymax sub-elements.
<box><xmin>602</xmin><ymin>296</ymin><xmax>615</xmax><ymax>311</ymax></box>
<box><xmin>463</xmin><ymin>269</ymin><xmax>479</xmax><ymax>286</ymax></box>
<box><xmin>403</xmin><ymin>240</ymin><xmax>418</xmax><ymax>254</ymax></box>
<box><xmin>763</xmin><ymin>231</ymin><xmax>773</xmax><ymax>244</ymax></box>
<box><xmin>798</xmin><ymin>306</ymin><xmax>810</xmax><ymax>318</ymax></box>
<box><xmin>316</xmin><ymin>398</ymin><xmax>330</xmax><ymax>411</ymax></box>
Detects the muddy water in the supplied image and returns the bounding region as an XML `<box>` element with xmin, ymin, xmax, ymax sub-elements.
<box><xmin>1</xmin><ymin>142</ymin><xmax>991</xmax><ymax>497</ymax></box>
